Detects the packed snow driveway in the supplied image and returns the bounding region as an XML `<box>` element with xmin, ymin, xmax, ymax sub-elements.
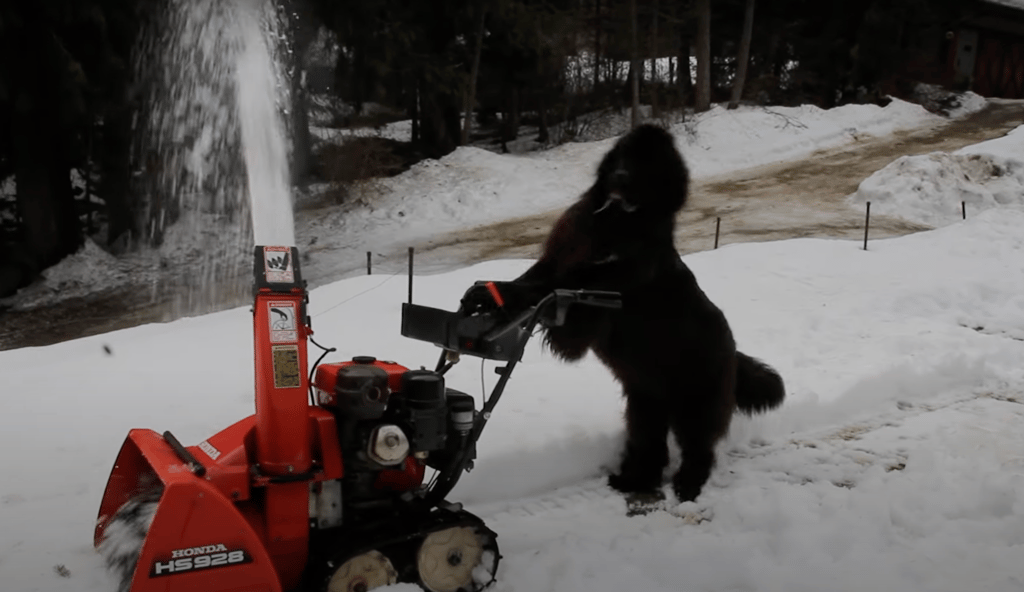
<box><xmin>406</xmin><ymin>100</ymin><xmax>1023</xmax><ymax>270</ymax></box>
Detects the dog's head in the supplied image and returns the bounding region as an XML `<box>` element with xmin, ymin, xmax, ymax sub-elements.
<box><xmin>592</xmin><ymin>124</ymin><xmax>689</xmax><ymax>217</ymax></box>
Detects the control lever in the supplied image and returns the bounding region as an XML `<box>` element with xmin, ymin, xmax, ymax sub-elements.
<box><xmin>549</xmin><ymin>289</ymin><xmax>623</xmax><ymax>326</ymax></box>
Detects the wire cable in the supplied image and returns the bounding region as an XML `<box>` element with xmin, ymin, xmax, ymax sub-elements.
<box><xmin>307</xmin><ymin>335</ymin><xmax>337</xmax><ymax>405</ymax></box>
<box><xmin>314</xmin><ymin>269</ymin><xmax>403</xmax><ymax>317</ymax></box>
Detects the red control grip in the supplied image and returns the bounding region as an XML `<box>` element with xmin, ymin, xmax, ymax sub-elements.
<box><xmin>485</xmin><ymin>282</ymin><xmax>505</xmax><ymax>307</ymax></box>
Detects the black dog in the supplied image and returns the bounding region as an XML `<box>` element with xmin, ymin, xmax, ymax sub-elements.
<box><xmin>464</xmin><ymin>124</ymin><xmax>785</xmax><ymax>502</ymax></box>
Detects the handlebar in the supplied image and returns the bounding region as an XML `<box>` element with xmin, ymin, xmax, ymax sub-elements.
<box><xmin>400</xmin><ymin>288</ymin><xmax>622</xmax><ymax>362</ymax></box>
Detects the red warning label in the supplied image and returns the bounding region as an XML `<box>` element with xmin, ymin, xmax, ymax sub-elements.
<box><xmin>268</xmin><ymin>301</ymin><xmax>298</xmax><ymax>343</ymax></box>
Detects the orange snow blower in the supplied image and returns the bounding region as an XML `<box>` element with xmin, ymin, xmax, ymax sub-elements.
<box><xmin>94</xmin><ymin>245</ymin><xmax>620</xmax><ymax>592</ymax></box>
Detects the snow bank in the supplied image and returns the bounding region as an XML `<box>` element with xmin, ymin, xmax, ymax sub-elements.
<box><xmin>913</xmin><ymin>82</ymin><xmax>987</xmax><ymax>117</ymax></box>
<box><xmin>7</xmin><ymin>239</ymin><xmax>133</xmax><ymax>308</ymax></box>
<box><xmin>947</xmin><ymin>91</ymin><xmax>988</xmax><ymax>117</ymax></box>
<box><xmin>848</xmin><ymin>125</ymin><xmax>1024</xmax><ymax>227</ymax></box>
<box><xmin>675</xmin><ymin>98</ymin><xmax>943</xmax><ymax>177</ymax></box>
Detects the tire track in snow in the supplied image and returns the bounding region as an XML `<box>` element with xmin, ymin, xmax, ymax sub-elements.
<box><xmin>468</xmin><ymin>387</ymin><xmax>1023</xmax><ymax>528</ymax></box>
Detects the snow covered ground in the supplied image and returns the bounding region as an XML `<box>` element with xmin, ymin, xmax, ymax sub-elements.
<box><xmin>4</xmin><ymin>95</ymin><xmax>1024</xmax><ymax>592</ymax></box>
<box><xmin>2</xmin><ymin>205</ymin><xmax>1023</xmax><ymax>592</ymax></box>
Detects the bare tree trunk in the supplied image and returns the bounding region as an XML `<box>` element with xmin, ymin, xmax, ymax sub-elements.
<box><xmin>410</xmin><ymin>77</ymin><xmax>420</xmax><ymax>143</ymax></box>
<box><xmin>501</xmin><ymin>86</ymin><xmax>521</xmax><ymax>149</ymax></box>
<box><xmin>421</xmin><ymin>89</ymin><xmax>462</xmax><ymax>158</ymax></box>
<box><xmin>678</xmin><ymin>40</ymin><xmax>693</xmax><ymax>105</ymax></box>
<box><xmin>695</xmin><ymin>0</ymin><xmax>712</xmax><ymax>112</ymax></box>
<box><xmin>650</xmin><ymin>0</ymin><xmax>660</xmax><ymax>117</ymax></box>
<box><xmin>462</xmin><ymin>6</ymin><xmax>487</xmax><ymax>145</ymax></box>
<box><xmin>290</xmin><ymin>75</ymin><xmax>314</xmax><ymax>184</ymax></box>
<box><xmin>84</xmin><ymin>132</ymin><xmax>94</xmax><ymax>234</ymax></box>
<box><xmin>677</xmin><ymin>0</ymin><xmax>693</xmax><ymax>108</ymax></box>
<box><xmin>510</xmin><ymin>87</ymin><xmax>520</xmax><ymax>138</ymax></box>
<box><xmin>9</xmin><ymin>19</ymin><xmax>82</xmax><ymax>271</ymax></box>
<box><xmin>100</xmin><ymin>105</ymin><xmax>134</xmax><ymax>248</ymax></box>
<box><xmin>537</xmin><ymin>94</ymin><xmax>550</xmax><ymax>143</ymax></box>
<box><xmin>630</xmin><ymin>0</ymin><xmax>640</xmax><ymax>127</ymax></box>
<box><xmin>282</xmin><ymin>0</ymin><xmax>316</xmax><ymax>185</ymax></box>
<box><xmin>728</xmin><ymin>0</ymin><xmax>755</xmax><ymax>109</ymax></box>
<box><xmin>14</xmin><ymin>113</ymin><xmax>81</xmax><ymax>271</ymax></box>
<box><xmin>593</xmin><ymin>0</ymin><xmax>602</xmax><ymax>89</ymax></box>
<box><xmin>764</xmin><ymin>28</ymin><xmax>782</xmax><ymax>100</ymax></box>
<box><xmin>352</xmin><ymin>47</ymin><xmax>366</xmax><ymax>115</ymax></box>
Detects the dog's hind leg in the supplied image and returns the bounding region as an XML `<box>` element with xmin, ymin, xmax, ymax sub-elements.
<box><xmin>669</xmin><ymin>424</ymin><xmax>719</xmax><ymax>502</ymax></box>
<box><xmin>669</xmin><ymin>389</ymin><xmax>734</xmax><ymax>502</ymax></box>
<box><xmin>608</xmin><ymin>390</ymin><xmax>670</xmax><ymax>494</ymax></box>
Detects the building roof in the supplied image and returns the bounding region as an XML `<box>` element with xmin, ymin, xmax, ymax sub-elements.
<box><xmin>967</xmin><ymin>0</ymin><xmax>1024</xmax><ymax>36</ymax></box>
<box><xmin>981</xmin><ymin>0</ymin><xmax>1024</xmax><ymax>11</ymax></box>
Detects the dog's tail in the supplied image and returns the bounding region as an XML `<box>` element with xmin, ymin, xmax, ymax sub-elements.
<box><xmin>735</xmin><ymin>351</ymin><xmax>785</xmax><ymax>415</ymax></box>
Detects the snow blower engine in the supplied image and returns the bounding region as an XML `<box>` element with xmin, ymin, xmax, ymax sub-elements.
<box><xmin>93</xmin><ymin>245</ymin><xmax>621</xmax><ymax>592</ymax></box>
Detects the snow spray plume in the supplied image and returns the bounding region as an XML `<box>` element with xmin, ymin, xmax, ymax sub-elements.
<box><xmin>133</xmin><ymin>0</ymin><xmax>295</xmax><ymax>317</ymax></box>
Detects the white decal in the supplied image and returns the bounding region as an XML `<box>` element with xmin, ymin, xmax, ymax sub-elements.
<box><xmin>263</xmin><ymin>246</ymin><xmax>294</xmax><ymax>283</ymax></box>
<box><xmin>316</xmin><ymin>388</ymin><xmax>334</xmax><ymax>405</ymax></box>
<box><xmin>268</xmin><ymin>301</ymin><xmax>298</xmax><ymax>343</ymax></box>
<box><xmin>151</xmin><ymin>545</ymin><xmax>250</xmax><ymax>577</ymax></box>
<box><xmin>197</xmin><ymin>440</ymin><xmax>221</xmax><ymax>460</ymax></box>
<box><xmin>172</xmin><ymin>544</ymin><xmax>228</xmax><ymax>558</ymax></box>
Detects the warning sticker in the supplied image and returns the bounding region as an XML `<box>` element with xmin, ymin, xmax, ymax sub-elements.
<box><xmin>263</xmin><ymin>246</ymin><xmax>294</xmax><ymax>283</ymax></box>
<box><xmin>197</xmin><ymin>440</ymin><xmax>221</xmax><ymax>460</ymax></box>
<box><xmin>272</xmin><ymin>345</ymin><xmax>301</xmax><ymax>389</ymax></box>
<box><xmin>268</xmin><ymin>301</ymin><xmax>298</xmax><ymax>343</ymax></box>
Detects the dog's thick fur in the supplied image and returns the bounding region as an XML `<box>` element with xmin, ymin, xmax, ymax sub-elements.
<box><xmin>467</xmin><ymin>124</ymin><xmax>785</xmax><ymax>501</ymax></box>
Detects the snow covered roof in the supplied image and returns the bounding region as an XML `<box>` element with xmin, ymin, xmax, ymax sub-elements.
<box><xmin>980</xmin><ymin>0</ymin><xmax>1024</xmax><ymax>11</ymax></box>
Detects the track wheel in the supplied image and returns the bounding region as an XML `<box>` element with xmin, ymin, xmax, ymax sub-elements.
<box><xmin>326</xmin><ymin>550</ymin><xmax>399</xmax><ymax>592</ymax></box>
<box><xmin>417</xmin><ymin>525</ymin><xmax>499</xmax><ymax>592</ymax></box>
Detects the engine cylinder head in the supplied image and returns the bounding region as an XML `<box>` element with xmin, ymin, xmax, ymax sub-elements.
<box><xmin>333</xmin><ymin>362</ymin><xmax>390</xmax><ymax>420</ymax></box>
